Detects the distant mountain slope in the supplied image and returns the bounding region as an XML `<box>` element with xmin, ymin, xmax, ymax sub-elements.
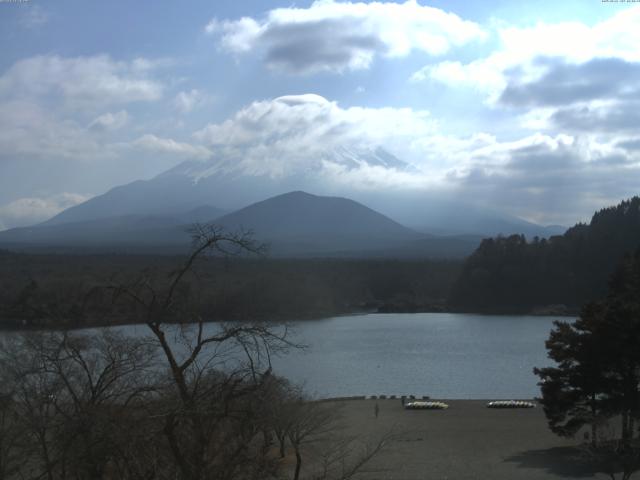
<box><xmin>403</xmin><ymin>199</ymin><xmax>566</xmax><ymax>238</ymax></box>
<box><xmin>43</xmin><ymin>146</ymin><xmax>414</xmax><ymax>226</ymax></box>
<box><xmin>213</xmin><ymin>191</ymin><xmax>423</xmax><ymax>255</ymax></box>
<box><xmin>0</xmin><ymin>191</ymin><xmax>481</xmax><ymax>258</ymax></box>
<box><xmin>37</xmin><ymin>145</ymin><xmax>558</xmax><ymax>238</ymax></box>
<box><xmin>449</xmin><ymin>196</ymin><xmax>640</xmax><ymax>312</ymax></box>
<box><xmin>44</xmin><ymin>176</ymin><xmax>223</xmax><ymax>226</ymax></box>
<box><xmin>0</xmin><ymin>205</ymin><xmax>224</xmax><ymax>250</ymax></box>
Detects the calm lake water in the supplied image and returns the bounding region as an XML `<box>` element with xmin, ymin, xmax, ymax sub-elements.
<box><xmin>269</xmin><ymin>313</ymin><xmax>561</xmax><ymax>399</ymax></box>
<box><xmin>11</xmin><ymin>313</ymin><xmax>564</xmax><ymax>400</ymax></box>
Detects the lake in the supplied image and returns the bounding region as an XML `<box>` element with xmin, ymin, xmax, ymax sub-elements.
<box><xmin>269</xmin><ymin>313</ymin><xmax>561</xmax><ymax>400</ymax></box>
<box><xmin>8</xmin><ymin>313</ymin><xmax>564</xmax><ymax>400</ymax></box>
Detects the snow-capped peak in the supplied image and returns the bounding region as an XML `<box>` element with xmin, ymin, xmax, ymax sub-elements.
<box><xmin>161</xmin><ymin>145</ymin><xmax>415</xmax><ymax>183</ymax></box>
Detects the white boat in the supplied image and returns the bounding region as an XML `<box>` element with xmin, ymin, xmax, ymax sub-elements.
<box><xmin>405</xmin><ymin>401</ymin><xmax>449</xmax><ymax>410</ymax></box>
<box><xmin>486</xmin><ymin>400</ymin><xmax>535</xmax><ymax>409</ymax></box>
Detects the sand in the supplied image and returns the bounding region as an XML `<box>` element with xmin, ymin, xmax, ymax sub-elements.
<box><xmin>321</xmin><ymin>399</ymin><xmax>605</xmax><ymax>480</ymax></box>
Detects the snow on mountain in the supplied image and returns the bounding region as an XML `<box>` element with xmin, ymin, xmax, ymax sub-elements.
<box><xmin>160</xmin><ymin>145</ymin><xmax>414</xmax><ymax>183</ymax></box>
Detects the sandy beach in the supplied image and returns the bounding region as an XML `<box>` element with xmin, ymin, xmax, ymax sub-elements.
<box><xmin>319</xmin><ymin>399</ymin><xmax>603</xmax><ymax>480</ymax></box>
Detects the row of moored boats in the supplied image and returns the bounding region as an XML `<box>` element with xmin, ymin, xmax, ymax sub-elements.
<box><xmin>404</xmin><ymin>400</ymin><xmax>536</xmax><ymax>410</ymax></box>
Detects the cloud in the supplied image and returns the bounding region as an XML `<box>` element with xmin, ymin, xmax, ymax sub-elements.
<box><xmin>617</xmin><ymin>138</ymin><xmax>640</xmax><ymax>151</ymax></box>
<box><xmin>416</xmin><ymin>6</ymin><xmax>640</xmax><ymax>99</ymax></box>
<box><xmin>0</xmin><ymin>100</ymin><xmax>115</xmax><ymax>160</ymax></box>
<box><xmin>412</xmin><ymin>7</ymin><xmax>640</xmax><ymax>141</ymax></box>
<box><xmin>188</xmin><ymin>93</ymin><xmax>640</xmax><ymax>224</ymax></box>
<box><xmin>88</xmin><ymin>110</ymin><xmax>130</xmax><ymax>132</ymax></box>
<box><xmin>130</xmin><ymin>134</ymin><xmax>212</xmax><ymax>160</ymax></box>
<box><xmin>192</xmin><ymin>94</ymin><xmax>435</xmax><ymax>180</ymax></box>
<box><xmin>0</xmin><ymin>55</ymin><xmax>169</xmax><ymax>162</ymax></box>
<box><xmin>206</xmin><ymin>0</ymin><xmax>486</xmax><ymax>74</ymax></box>
<box><xmin>499</xmin><ymin>57</ymin><xmax>640</xmax><ymax>108</ymax></box>
<box><xmin>494</xmin><ymin>57</ymin><xmax>640</xmax><ymax>134</ymax></box>
<box><xmin>0</xmin><ymin>193</ymin><xmax>92</xmax><ymax>229</ymax></box>
<box><xmin>0</xmin><ymin>54</ymin><xmax>164</xmax><ymax>109</ymax></box>
<box><xmin>173</xmin><ymin>89</ymin><xmax>211</xmax><ymax>114</ymax></box>
<box><xmin>445</xmin><ymin>133</ymin><xmax>640</xmax><ymax>224</ymax></box>
<box><xmin>549</xmin><ymin>102</ymin><xmax>640</xmax><ymax>133</ymax></box>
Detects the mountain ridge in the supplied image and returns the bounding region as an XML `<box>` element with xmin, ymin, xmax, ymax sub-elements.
<box><xmin>0</xmin><ymin>190</ymin><xmax>483</xmax><ymax>258</ymax></box>
<box><xmin>37</xmin><ymin>146</ymin><xmax>562</xmax><ymax>238</ymax></box>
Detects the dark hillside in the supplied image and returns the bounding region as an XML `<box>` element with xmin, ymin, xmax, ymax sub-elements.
<box><xmin>450</xmin><ymin>196</ymin><xmax>640</xmax><ymax>312</ymax></box>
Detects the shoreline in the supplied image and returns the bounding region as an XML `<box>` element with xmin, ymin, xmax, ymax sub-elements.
<box><xmin>0</xmin><ymin>308</ymin><xmax>576</xmax><ymax>332</ymax></box>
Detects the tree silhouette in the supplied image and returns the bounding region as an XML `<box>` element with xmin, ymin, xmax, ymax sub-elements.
<box><xmin>535</xmin><ymin>250</ymin><xmax>640</xmax><ymax>478</ymax></box>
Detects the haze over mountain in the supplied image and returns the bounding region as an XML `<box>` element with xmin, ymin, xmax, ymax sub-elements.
<box><xmin>41</xmin><ymin>146</ymin><xmax>562</xmax><ymax>239</ymax></box>
<box><xmin>45</xmin><ymin>146</ymin><xmax>415</xmax><ymax>225</ymax></box>
<box><xmin>0</xmin><ymin>190</ymin><xmax>485</xmax><ymax>258</ymax></box>
<box><xmin>0</xmin><ymin>205</ymin><xmax>225</xmax><ymax>251</ymax></box>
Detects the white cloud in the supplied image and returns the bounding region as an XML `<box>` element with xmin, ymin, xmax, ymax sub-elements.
<box><xmin>0</xmin><ymin>193</ymin><xmax>92</xmax><ymax>229</ymax></box>
<box><xmin>0</xmin><ymin>54</ymin><xmax>164</xmax><ymax>109</ymax></box>
<box><xmin>0</xmin><ymin>100</ymin><xmax>116</xmax><ymax>160</ymax></box>
<box><xmin>88</xmin><ymin>110</ymin><xmax>130</xmax><ymax>132</ymax></box>
<box><xmin>0</xmin><ymin>55</ymin><xmax>170</xmax><ymax>162</ymax></box>
<box><xmin>173</xmin><ymin>89</ymin><xmax>211</xmax><ymax>114</ymax></box>
<box><xmin>206</xmin><ymin>0</ymin><xmax>486</xmax><ymax>74</ymax></box>
<box><xmin>130</xmin><ymin>134</ymin><xmax>212</xmax><ymax>160</ymax></box>
<box><xmin>411</xmin><ymin>59</ymin><xmax>502</xmax><ymax>93</ymax></box>
<box><xmin>416</xmin><ymin>5</ymin><xmax>640</xmax><ymax>101</ymax></box>
<box><xmin>192</xmin><ymin>94</ymin><xmax>435</xmax><ymax>180</ymax></box>
<box><xmin>187</xmin><ymin>93</ymin><xmax>640</xmax><ymax>224</ymax></box>
<box><xmin>439</xmin><ymin>132</ymin><xmax>640</xmax><ymax>224</ymax></box>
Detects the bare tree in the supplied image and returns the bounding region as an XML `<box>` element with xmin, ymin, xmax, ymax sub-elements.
<box><xmin>109</xmin><ymin>225</ymin><xmax>295</xmax><ymax>480</ymax></box>
<box><xmin>0</xmin><ymin>387</ymin><xmax>22</xmax><ymax>480</ymax></box>
<box><xmin>0</xmin><ymin>330</ymin><xmax>158</xmax><ymax>480</ymax></box>
<box><xmin>286</xmin><ymin>398</ymin><xmax>338</xmax><ymax>480</ymax></box>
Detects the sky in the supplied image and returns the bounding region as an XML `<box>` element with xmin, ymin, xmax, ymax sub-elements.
<box><xmin>0</xmin><ymin>0</ymin><xmax>639</xmax><ymax>230</ymax></box>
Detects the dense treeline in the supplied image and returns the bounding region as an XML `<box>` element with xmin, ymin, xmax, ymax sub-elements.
<box><xmin>0</xmin><ymin>250</ymin><xmax>461</xmax><ymax>329</ymax></box>
<box><xmin>450</xmin><ymin>197</ymin><xmax>640</xmax><ymax>313</ymax></box>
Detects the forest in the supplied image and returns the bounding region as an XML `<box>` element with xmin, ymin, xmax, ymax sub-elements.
<box><xmin>0</xmin><ymin>249</ymin><xmax>460</xmax><ymax>329</ymax></box>
<box><xmin>450</xmin><ymin>197</ymin><xmax>640</xmax><ymax>313</ymax></box>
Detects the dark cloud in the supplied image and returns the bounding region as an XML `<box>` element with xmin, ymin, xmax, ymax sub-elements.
<box><xmin>617</xmin><ymin>138</ymin><xmax>640</xmax><ymax>151</ymax></box>
<box><xmin>498</xmin><ymin>57</ymin><xmax>640</xmax><ymax>133</ymax></box>
<box><xmin>505</xmin><ymin>143</ymin><xmax>579</xmax><ymax>180</ymax></box>
<box><xmin>453</xmin><ymin>140</ymin><xmax>640</xmax><ymax>224</ymax></box>
<box><xmin>262</xmin><ymin>19</ymin><xmax>384</xmax><ymax>74</ymax></box>
<box><xmin>551</xmin><ymin>101</ymin><xmax>640</xmax><ymax>132</ymax></box>
<box><xmin>500</xmin><ymin>57</ymin><xmax>640</xmax><ymax>107</ymax></box>
<box><xmin>211</xmin><ymin>2</ymin><xmax>485</xmax><ymax>75</ymax></box>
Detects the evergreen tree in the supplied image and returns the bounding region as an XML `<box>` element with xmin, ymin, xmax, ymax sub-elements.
<box><xmin>451</xmin><ymin>196</ymin><xmax>640</xmax><ymax>312</ymax></box>
<box><xmin>534</xmin><ymin>302</ymin><xmax>611</xmax><ymax>445</ymax></box>
<box><xmin>534</xmin><ymin>250</ymin><xmax>640</xmax><ymax>446</ymax></box>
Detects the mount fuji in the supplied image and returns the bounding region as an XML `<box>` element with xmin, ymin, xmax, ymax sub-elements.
<box><xmin>44</xmin><ymin>146</ymin><xmax>416</xmax><ymax>226</ymax></box>
<box><xmin>0</xmin><ymin>146</ymin><xmax>564</xmax><ymax>255</ymax></box>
